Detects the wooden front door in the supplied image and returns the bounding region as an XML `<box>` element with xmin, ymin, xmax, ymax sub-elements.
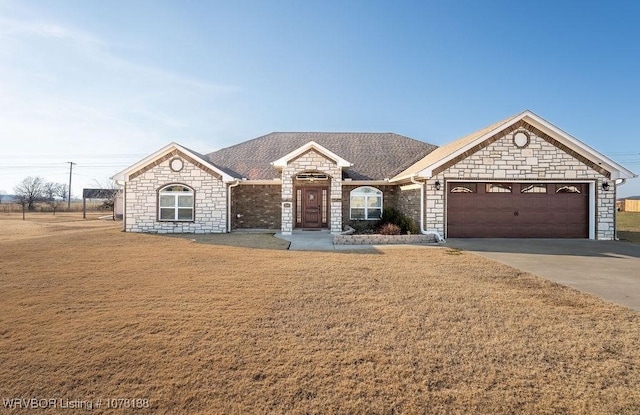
<box><xmin>301</xmin><ymin>187</ymin><xmax>323</xmax><ymax>228</ymax></box>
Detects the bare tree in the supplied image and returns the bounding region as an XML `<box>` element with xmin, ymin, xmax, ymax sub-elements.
<box><xmin>43</xmin><ymin>182</ymin><xmax>60</xmax><ymax>201</ymax></box>
<box><xmin>56</xmin><ymin>183</ymin><xmax>69</xmax><ymax>201</ymax></box>
<box><xmin>44</xmin><ymin>182</ymin><xmax>65</xmax><ymax>215</ymax></box>
<box><xmin>14</xmin><ymin>176</ymin><xmax>46</xmax><ymax>212</ymax></box>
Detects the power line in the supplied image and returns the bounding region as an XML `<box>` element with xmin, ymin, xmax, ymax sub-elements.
<box><xmin>0</xmin><ymin>153</ymin><xmax>148</xmax><ymax>159</ymax></box>
<box><xmin>0</xmin><ymin>163</ymin><xmax>132</xmax><ymax>170</ymax></box>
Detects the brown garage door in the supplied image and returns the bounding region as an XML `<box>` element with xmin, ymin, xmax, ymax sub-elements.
<box><xmin>447</xmin><ymin>182</ymin><xmax>589</xmax><ymax>238</ymax></box>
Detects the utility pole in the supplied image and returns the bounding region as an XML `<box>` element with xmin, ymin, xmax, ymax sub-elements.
<box><xmin>67</xmin><ymin>161</ymin><xmax>76</xmax><ymax>209</ymax></box>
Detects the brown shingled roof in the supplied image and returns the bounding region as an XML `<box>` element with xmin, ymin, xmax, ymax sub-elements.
<box><xmin>205</xmin><ymin>132</ymin><xmax>437</xmax><ymax>180</ymax></box>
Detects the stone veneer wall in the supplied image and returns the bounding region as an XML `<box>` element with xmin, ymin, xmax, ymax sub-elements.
<box><xmin>281</xmin><ymin>149</ymin><xmax>342</xmax><ymax>234</ymax></box>
<box><xmin>423</xmin><ymin>125</ymin><xmax>615</xmax><ymax>240</ymax></box>
<box><xmin>341</xmin><ymin>185</ymin><xmax>399</xmax><ymax>227</ymax></box>
<box><xmin>231</xmin><ymin>184</ymin><xmax>281</xmax><ymax>229</ymax></box>
<box><xmin>125</xmin><ymin>158</ymin><xmax>227</xmax><ymax>233</ymax></box>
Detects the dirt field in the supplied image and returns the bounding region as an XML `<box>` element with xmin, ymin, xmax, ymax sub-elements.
<box><xmin>1</xmin><ymin>214</ymin><xmax>639</xmax><ymax>414</ymax></box>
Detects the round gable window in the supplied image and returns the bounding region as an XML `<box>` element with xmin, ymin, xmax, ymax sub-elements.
<box><xmin>513</xmin><ymin>131</ymin><xmax>530</xmax><ymax>148</ymax></box>
<box><xmin>169</xmin><ymin>158</ymin><xmax>184</xmax><ymax>172</ymax></box>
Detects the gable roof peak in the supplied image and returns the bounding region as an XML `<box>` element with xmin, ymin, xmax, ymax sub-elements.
<box><xmin>392</xmin><ymin>111</ymin><xmax>636</xmax><ymax>181</ymax></box>
<box><xmin>271</xmin><ymin>140</ymin><xmax>353</xmax><ymax>168</ymax></box>
<box><xmin>112</xmin><ymin>141</ymin><xmax>236</xmax><ymax>182</ymax></box>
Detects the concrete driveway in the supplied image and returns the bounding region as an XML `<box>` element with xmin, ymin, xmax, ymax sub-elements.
<box><xmin>445</xmin><ymin>239</ymin><xmax>640</xmax><ymax>311</ymax></box>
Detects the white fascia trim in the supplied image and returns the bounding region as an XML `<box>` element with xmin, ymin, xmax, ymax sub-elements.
<box><xmin>238</xmin><ymin>179</ymin><xmax>283</xmax><ymax>185</ymax></box>
<box><xmin>522</xmin><ymin>112</ymin><xmax>637</xmax><ymax>180</ymax></box>
<box><xmin>400</xmin><ymin>183</ymin><xmax>422</xmax><ymax>191</ymax></box>
<box><xmin>111</xmin><ymin>142</ymin><xmax>237</xmax><ymax>183</ymax></box>
<box><xmin>270</xmin><ymin>140</ymin><xmax>353</xmax><ymax>168</ymax></box>
<box><xmin>342</xmin><ymin>180</ymin><xmax>390</xmax><ymax>186</ymax></box>
<box><xmin>415</xmin><ymin>169</ymin><xmax>434</xmax><ymax>180</ymax></box>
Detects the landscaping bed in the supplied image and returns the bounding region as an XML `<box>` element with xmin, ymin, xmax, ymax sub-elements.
<box><xmin>334</xmin><ymin>233</ymin><xmax>438</xmax><ymax>245</ymax></box>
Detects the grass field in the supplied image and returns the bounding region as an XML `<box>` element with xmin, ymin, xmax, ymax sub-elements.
<box><xmin>617</xmin><ymin>211</ymin><xmax>640</xmax><ymax>242</ymax></box>
<box><xmin>1</xmin><ymin>214</ymin><xmax>639</xmax><ymax>414</ymax></box>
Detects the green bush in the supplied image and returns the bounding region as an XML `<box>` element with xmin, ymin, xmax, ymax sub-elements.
<box><xmin>379</xmin><ymin>207</ymin><xmax>418</xmax><ymax>235</ymax></box>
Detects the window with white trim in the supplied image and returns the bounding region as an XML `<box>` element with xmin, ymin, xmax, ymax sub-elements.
<box><xmin>158</xmin><ymin>184</ymin><xmax>194</xmax><ymax>221</ymax></box>
<box><xmin>350</xmin><ymin>186</ymin><xmax>382</xmax><ymax>220</ymax></box>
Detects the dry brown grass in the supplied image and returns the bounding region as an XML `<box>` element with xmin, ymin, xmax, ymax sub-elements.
<box><xmin>166</xmin><ymin>232</ymin><xmax>290</xmax><ymax>250</ymax></box>
<box><xmin>1</xmin><ymin>215</ymin><xmax>639</xmax><ymax>414</ymax></box>
<box><xmin>0</xmin><ymin>212</ymin><xmax>119</xmax><ymax>242</ymax></box>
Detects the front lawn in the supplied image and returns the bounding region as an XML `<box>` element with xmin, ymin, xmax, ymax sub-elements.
<box><xmin>1</xmin><ymin>215</ymin><xmax>639</xmax><ymax>414</ymax></box>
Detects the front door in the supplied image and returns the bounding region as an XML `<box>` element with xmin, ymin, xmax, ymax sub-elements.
<box><xmin>302</xmin><ymin>187</ymin><xmax>323</xmax><ymax>228</ymax></box>
<box><xmin>295</xmin><ymin>186</ymin><xmax>329</xmax><ymax>229</ymax></box>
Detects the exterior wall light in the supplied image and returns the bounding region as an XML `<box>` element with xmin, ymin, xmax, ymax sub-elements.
<box><xmin>434</xmin><ymin>180</ymin><xmax>441</xmax><ymax>191</ymax></box>
<box><xmin>602</xmin><ymin>181</ymin><xmax>610</xmax><ymax>191</ymax></box>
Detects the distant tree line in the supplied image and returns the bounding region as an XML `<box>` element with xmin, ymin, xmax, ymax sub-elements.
<box><xmin>13</xmin><ymin>176</ymin><xmax>69</xmax><ymax>212</ymax></box>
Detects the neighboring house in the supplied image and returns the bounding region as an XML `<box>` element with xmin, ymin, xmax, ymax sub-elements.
<box><xmin>112</xmin><ymin>110</ymin><xmax>637</xmax><ymax>240</ymax></box>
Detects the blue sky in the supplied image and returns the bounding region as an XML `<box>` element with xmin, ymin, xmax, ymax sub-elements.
<box><xmin>0</xmin><ymin>0</ymin><xmax>638</xmax><ymax>198</ymax></box>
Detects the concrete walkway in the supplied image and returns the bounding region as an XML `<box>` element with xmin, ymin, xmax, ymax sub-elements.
<box><xmin>446</xmin><ymin>238</ymin><xmax>640</xmax><ymax>311</ymax></box>
<box><xmin>275</xmin><ymin>230</ymin><xmax>376</xmax><ymax>251</ymax></box>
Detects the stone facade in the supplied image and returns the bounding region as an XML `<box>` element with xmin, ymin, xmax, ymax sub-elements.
<box><xmin>231</xmin><ymin>184</ymin><xmax>281</xmax><ymax>229</ymax></box>
<box><xmin>125</xmin><ymin>157</ymin><xmax>227</xmax><ymax>233</ymax></box>
<box><xmin>280</xmin><ymin>149</ymin><xmax>343</xmax><ymax>234</ymax></box>
<box><xmin>598</xmin><ymin>180</ymin><xmax>616</xmax><ymax>239</ymax></box>
<box><xmin>118</xmin><ymin>117</ymin><xmax>629</xmax><ymax>241</ymax></box>
<box><xmin>423</xmin><ymin>125</ymin><xmax>616</xmax><ymax>240</ymax></box>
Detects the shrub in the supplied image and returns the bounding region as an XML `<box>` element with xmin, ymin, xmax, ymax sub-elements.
<box><xmin>379</xmin><ymin>207</ymin><xmax>418</xmax><ymax>235</ymax></box>
<box><xmin>379</xmin><ymin>223</ymin><xmax>401</xmax><ymax>235</ymax></box>
<box><xmin>348</xmin><ymin>220</ymin><xmax>379</xmax><ymax>234</ymax></box>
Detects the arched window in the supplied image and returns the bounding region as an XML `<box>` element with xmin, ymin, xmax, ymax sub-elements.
<box><xmin>556</xmin><ymin>184</ymin><xmax>582</xmax><ymax>194</ymax></box>
<box><xmin>450</xmin><ymin>183</ymin><xmax>477</xmax><ymax>193</ymax></box>
<box><xmin>350</xmin><ymin>186</ymin><xmax>382</xmax><ymax>220</ymax></box>
<box><xmin>158</xmin><ymin>184</ymin><xmax>194</xmax><ymax>221</ymax></box>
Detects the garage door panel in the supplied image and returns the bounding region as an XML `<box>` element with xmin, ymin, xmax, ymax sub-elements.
<box><xmin>447</xmin><ymin>182</ymin><xmax>589</xmax><ymax>238</ymax></box>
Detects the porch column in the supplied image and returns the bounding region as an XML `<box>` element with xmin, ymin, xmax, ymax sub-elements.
<box><xmin>330</xmin><ymin>176</ymin><xmax>342</xmax><ymax>233</ymax></box>
<box><xmin>281</xmin><ymin>174</ymin><xmax>293</xmax><ymax>235</ymax></box>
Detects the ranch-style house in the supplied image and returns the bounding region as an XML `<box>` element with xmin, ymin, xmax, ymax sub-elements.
<box><xmin>112</xmin><ymin>110</ymin><xmax>637</xmax><ymax>240</ymax></box>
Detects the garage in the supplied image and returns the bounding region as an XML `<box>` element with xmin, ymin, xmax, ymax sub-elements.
<box><xmin>447</xmin><ymin>182</ymin><xmax>589</xmax><ymax>238</ymax></box>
